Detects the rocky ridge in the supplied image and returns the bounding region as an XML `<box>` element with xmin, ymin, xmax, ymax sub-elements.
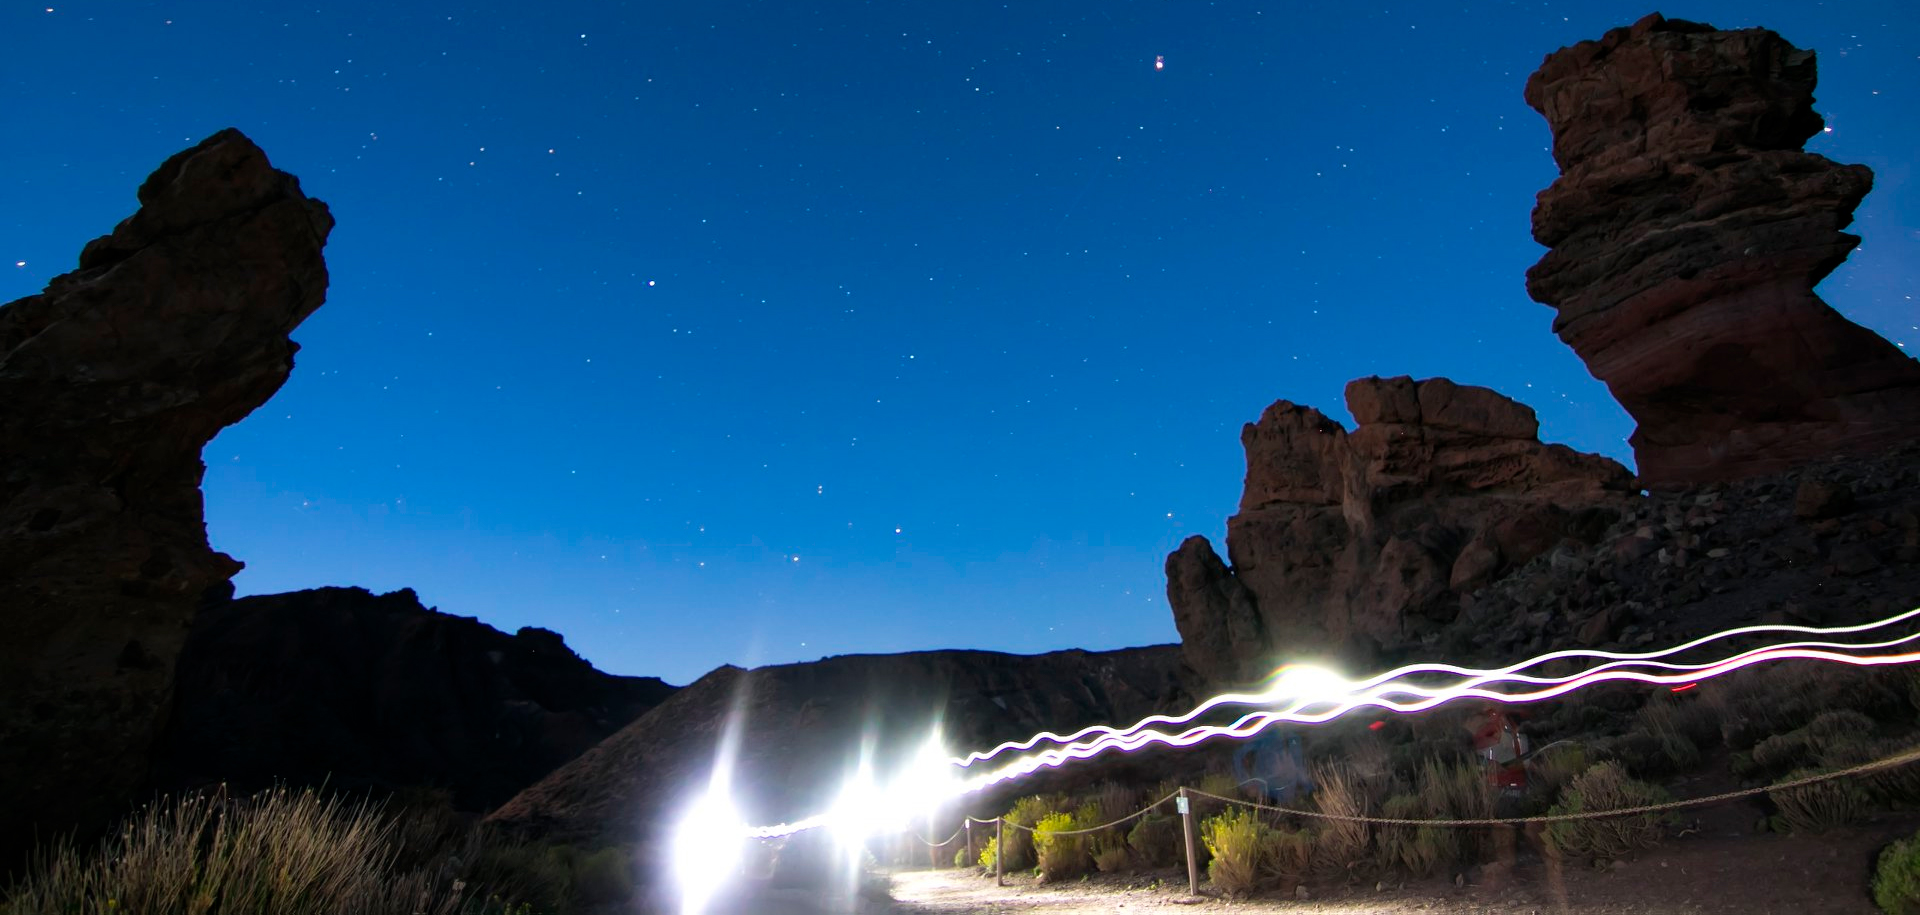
<box><xmin>1524</xmin><ymin>13</ymin><xmax>1920</xmax><ymax>487</ymax></box>
<box><xmin>1167</xmin><ymin>375</ymin><xmax>1636</xmax><ymax>684</ymax></box>
<box><xmin>154</xmin><ymin>586</ymin><xmax>678</xmax><ymax>812</ymax></box>
<box><xmin>0</xmin><ymin>129</ymin><xmax>332</xmax><ymax>871</ymax></box>
<box><xmin>487</xmin><ymin>645</ymin><xmax>1191</xmax><ymax>849</ymax></box>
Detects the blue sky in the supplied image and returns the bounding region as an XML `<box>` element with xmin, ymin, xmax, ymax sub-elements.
<box><xmin>3</xmin><ymin>1</ymin><xmax>1914</xmax><ymax>684</ymax></box>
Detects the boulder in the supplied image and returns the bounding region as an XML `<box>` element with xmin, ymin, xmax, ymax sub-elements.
<box><xmin>0</xmin><ymin>129</ymin><xmax>331</xmax><ymax>870</ymax></box>
<box><xmin>1524</xmin><ymin>13</ymin><xmax>1920</xmax><ymax>487</ymax></box>
<box><xmin>1167</xmin><ymin>376</ymin><xmax>1635</xmax><ymax>684</ymax></box>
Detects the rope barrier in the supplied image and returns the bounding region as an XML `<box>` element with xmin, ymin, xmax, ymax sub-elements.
<box><xmin>913</xmin><ymin>825</ymin><xmax>965</xmax><ymax>847</ymax></box>
<box><xmin>1041</xmin><ymin>790</ymin><xmax>1181</xmax><ymax>836</ymax></box>
<box><xmin>903</xmin><ymin>741</ymin><xmax>1920</xmax><ymax>852</ymax></box>
<box><xmin>1184</xmin><ymin>742</ymin><xmax>1920</xmax><ymax>827</ymax></box>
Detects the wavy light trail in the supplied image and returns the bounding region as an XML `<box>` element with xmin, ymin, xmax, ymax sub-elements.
<box><xmin>714</xmin><ymin>608</ymin><xmax>1920</xmax><ymax>841</ymax></box>
<box><xmin>952</xmin><ymin>605</ymin><xmax>1920</xmax><ymax>767</ymax></box>
<box><xmin>966</xmin><ymin>645</ymin><xmax>1920</xmax><ymax>790</ymax></box>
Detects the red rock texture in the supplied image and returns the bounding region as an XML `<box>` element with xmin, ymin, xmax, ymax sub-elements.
<box><xmin>0</xmin><ymin>129</ymin><xmax>332</xmax><ymax>870</ymax></box>
<box><xmin>1525</xmin><ymin>13</ymin><xmax>1920</xmax><ymax>487</ymax></box>
<box><xmin>1166</xmin><ymin>377</ymin><xmax>1635</xmax><ymax>685</ymax></box>
<box><xmin>153</xmin><ymin>586</ymin><xmax>677</xmax><ymax>812</ymax></box>
<box><xmin>487</xmin><ymin>645</ymin><xmax>1190</xmax><ymax>848</ymax></box>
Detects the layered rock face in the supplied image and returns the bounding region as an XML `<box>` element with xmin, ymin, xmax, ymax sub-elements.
<box><xmin>488</xmin><ymin>645</ymin><xmax>1189</xmax><ymax>847</ymax></box>
<box><xmin>1167</xmin><ymin>376</ymin><xmax>1635</xmax><ymax>685</ymax></box>
<box><xmin>154</xmin><ymin>587</ymin><xmax>678</xmax><ymax>812</ymax></box>
<box><xmin>0</xmin><ymin>129</ymin><xmax>332</xmax><ymax>869</ymax></box>
<box><xmin>1525</xmin><ymin>13</ymin><xmax>1920</xmax><ymax>487</ymax></box>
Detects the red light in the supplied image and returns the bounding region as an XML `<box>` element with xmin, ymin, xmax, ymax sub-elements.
<box><xmin>1368</xmin><ymin>720</ymin><xmax>1385</xmax><ymax>730</ymax></box>
<box><xmin>1670</xmin><ymin>682</ymin><xmax>1699</xmax><ymax>693</ymax></box>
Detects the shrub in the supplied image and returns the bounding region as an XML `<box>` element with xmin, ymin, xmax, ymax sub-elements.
<box><xmin>570</xmin><ymin>846</ymin><xmax>635</xmax><ymax>905</ymax></box>
<box><xmin>953</xmin><ymin>845</ymin><xmax>972</xmax><ymax>868</ymax></box>
<box><xmin>1032</xmin><ymin>812</ymin><xmax>1091</xmax><ymax>882</ymax></box>
<box><xmin>976</xmin><ymin>835</ymin><xmax>999</xmax><ymax>870</ymax></box>
<box><xmin>1093</xmin><ymin>841</ymin><xmax>1131</xmax><ymax>874</ymax></box>
<box><xmin>1198</xmin><ymin>772</ymin><xmax>1247</xmax><ymax>805</ymax></box>
<box><xmin>0</xmin><ymin>786</ymin><xmax>468</xmax><ymax>915</ymax></box>
<box><xmin>1750</xmin><ymin>731</ymin><xmax>1816</xmax><ymax>775</ymax></box>
<box><xmin>1415</xmin><ymin>757</ymin><xmax>1494</xmax><ymax>865</ymax></box>
<box><xmin>1526</xmin><ymin>743</ymin><xmax>1588</xmax><ymax>812</ymax></box>
<box><xmin>1375</xmin><ymin>794</ymin><xmax>1445</xmax><ymax>878</ymax></box>
<box><xmin>997</xmin><ymin>795</ymin><xmax>1057</xmax><ymax>871</ymax></box>
<box><xmin>1770</xmin><ymin>768</ymin><xmax>1869</xmax><ymax>833</ymax></box>
<box><xmin>1201</xmin><ymin>807</ymin><xmax>1271</xmax><ymax>897</ymax></box>
<box><xmin>1876</xmin><ymin>831</ymin><xmax>1920</xmax><ymax>915</ymax></box>
<box><xmin>1310</xmin><ymin>762</ymin><xmax>1370</xmax><ymax>877</ymax></box>
<box><xmin>1126</xmin><ymin>814</ymin><xmax>1181</xmax><ymax>869</ymax></box>
<box><xmin>1543</xmin><ymin>762</ymin><xmax>1669</xmax><ymax>860</ymax></box>
<box><xmin>1265</xmin><ymin>825</ymin><xmax>1314</xmax><ymax>888</ymax></box>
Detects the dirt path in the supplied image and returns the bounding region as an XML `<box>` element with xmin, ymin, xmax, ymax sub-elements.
<box><xmin>886</xmin><ymin>814</ymin><xmax>1915</xmax><ymax>915</ymax></box>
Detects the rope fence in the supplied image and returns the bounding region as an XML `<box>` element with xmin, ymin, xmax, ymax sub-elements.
<box><xmin>901</xmin><ymin>739</ymin><xmax>1920</xmax><ymax>894</ymax></box>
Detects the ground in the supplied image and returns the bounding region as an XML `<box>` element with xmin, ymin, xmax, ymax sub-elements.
<box><xmin>882</xmin><ymin>811</ymin><xmax>1919</xmax><ymax>915</ymax></box>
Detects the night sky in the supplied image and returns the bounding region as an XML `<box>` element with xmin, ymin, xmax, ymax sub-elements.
<box><xmin>3</xmin><ymin>2</ymin><xmax>1914</xmax><ymax>685</ymax></box>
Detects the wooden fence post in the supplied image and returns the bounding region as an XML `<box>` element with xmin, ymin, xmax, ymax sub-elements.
<box><xmin>995</xmin><ymin>817</ymin><xmax>1005</xmax><ymax>886</ymax></box>
<box><xmin>1179</xmin><ymin>786</ymin><xmax>1200</xmax><ymax>896</ymax></box>
<box><xmin>965</xmin><ymin>819</ymin><xmax>975</xmax><ymax>870</ymax></box>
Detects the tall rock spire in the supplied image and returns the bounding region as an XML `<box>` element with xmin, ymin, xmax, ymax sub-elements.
<box><xmin>1525</xmin><ymin>13</ymin><xmax>1920</xmax><ymax>487</ymax></box>
<box><xmin>0</xmin><ymin>129</ymin><xmax>332</xmax><ymax>870</ymax></box>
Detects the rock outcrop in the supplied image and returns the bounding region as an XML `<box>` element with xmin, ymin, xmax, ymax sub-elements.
<box><xmin>1525</xmin><ymin>13</ymin><xmax>1920</xmax><ymax>487</ymax></box>
<box><xmin>487</xmin><ymin>645</ymin><xmax>1190</xmax><ymax>848</ymax></box>
<box><xmin>0</xmin><ymin>129</ymin><xmax>332</xmax><ymax>870</ymax></box>
<box><xmin>154</xmin><ymin>586</ymin><xmax>678</xmax><ymax>812</ymax></box>
<box><xmin>1167</xmin><ymin>376</ymin><xmax>1635</xmax><ymax>685</ymax></box>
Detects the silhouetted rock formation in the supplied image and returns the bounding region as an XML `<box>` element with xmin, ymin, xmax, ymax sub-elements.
<box><xmin>0</xmin><ymin>129</ymin><xmax>332</xmax><ymax>871</ymax></box>
<box><xmin>154</xmin><ymin>586</ymin><xmax>677</xmax><ymax>811</ymax></box>
<box><xmin>1167</xmin><ymin>377</ymin><xmax>1635</xmax><ymax>685</ymax></box>
<box><xmin>1525</xmin><ymin>13</ymin><xmax>1920</xmax><ymax>487</ymax></box>
<box><xmin>487</xmin><ymin>645</ymin><xmax>1190</xmax><ymax>848</ymax></box>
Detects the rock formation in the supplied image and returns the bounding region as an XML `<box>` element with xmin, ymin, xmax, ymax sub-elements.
<box><xmin>1525</xmin><ymin>13</ymin><xmax>1920</xmax><ymax>487</ymax></box>
<box><xmin>1167</xmin><ymin>376</ymin><xmax>1635</xmax><ymax>685</ymax></box>
<box><xmin>488</xmin><ymin>645</ymin><xmax>1190</xmax><ymax>848</ymax></box>
<box><xmin>154</xmin><ymin>586</ymin><xmax>678</xmax><ymax>812</ymax></box>
<box><xmin>0</xmin><ymin>129</ymin><xmax>332</xmax><ymax>870</ymax></box>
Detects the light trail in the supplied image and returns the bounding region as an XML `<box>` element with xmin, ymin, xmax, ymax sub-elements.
<box><xmin>965</xmin><ymin>645</ymin><xmax>1920</xmax><ymax>790</ymax></box>
<box><xmin>952</xmin><ymin>605</ymin><xmax>1920</xmax><ymax>767</ymax></box>
<box><xmin>708</xmin><ymin>607</ymin><xmax>1920</xmax><ymax>841</ymax></box>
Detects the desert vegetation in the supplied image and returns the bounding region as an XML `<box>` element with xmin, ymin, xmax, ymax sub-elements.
<box><xmin>939</xmin><ymin>659</ymin><xmax>1920</xmax><ymax>905</ymax></box>
<box><xmin>0</xmin><ymin>786</ymin><xmax>635</xmax><ymax>915</ymax></box>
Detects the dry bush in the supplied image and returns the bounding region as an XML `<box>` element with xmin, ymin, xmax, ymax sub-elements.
<box><xmin>0</xmin><ymin>786</ymin><xmax>469</xmax><ymax>915</ymax></box>
<box><xmin>1525</xmin><ymin>743</ymin><xmax>1589</xmax><ymax>812</ymax></box>
<box><xmin>1034</xmin><ymin>808</ymin><xmax>1096</xmax><ymax>882</ymax></box>
<box><xmin>1875</xmin><ymin>828</ymin><xmax>1920</xmax><ymax>915</ymax></box>
<box><xmin>1126</xmin><ymin>814</ymin><xmax>1181</xmax><ymax>869</ymax></box>
<box><xmin>1415</xmin><ymin>758</ymin><xmax>1496</xmax><ymax>865</ymax></box>
<box><xmin>1542</xmin><ymin>762</ymin><xmax>1669</xmax><ymax>861</ymax></box>
<box><xmin>1705</xmin><ymin>660</ymin><xmax>1906</xmax><ymax>750</ymax></box>
<box><xmin>1375</xmin><ymin>794</ymin><xmax>1445</xmax><ymax>878</ymax></box>
<box><xmin>1749</xmin><ymin>730</ymin><xmax>1816</xmax><ymax>774</ymax></box>
<box><xmin>1092</xmin><ymin>840</ymin><xmax>1131</xmax><ymax>874</ymax></box>
<box><xmin>1769</xmin><ymin>768</ymin><xmax>1869</xmax><ymax>833</ymax></box>
<box><xmin>1869</xmin><ymin>739</ymin><xmax>1920</xmax><ymax>805</ymax></box>
<box><xmin>1310</xmin><ymin>762</ymin><xmax>1371</xmax><ymax>878</ymax></box>
<box><xmin>997</xmin><ymin>794</ymin><xmax>1059</xmax><ymax>871</ymax></box>
<box><xmin>1198</xmin><ymin>771</ymin><xmax>1249</xmax><ymax>805</ymax></box>
<box><xmin>1264</xmin><ymin>824</ymin><xmax>1314</xmax><ymax>888</ymax></box>
<box><xmin>1201</xmin><ymin>808</ymin><xmax>1275</xmax><ymax>897</ymax></box>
